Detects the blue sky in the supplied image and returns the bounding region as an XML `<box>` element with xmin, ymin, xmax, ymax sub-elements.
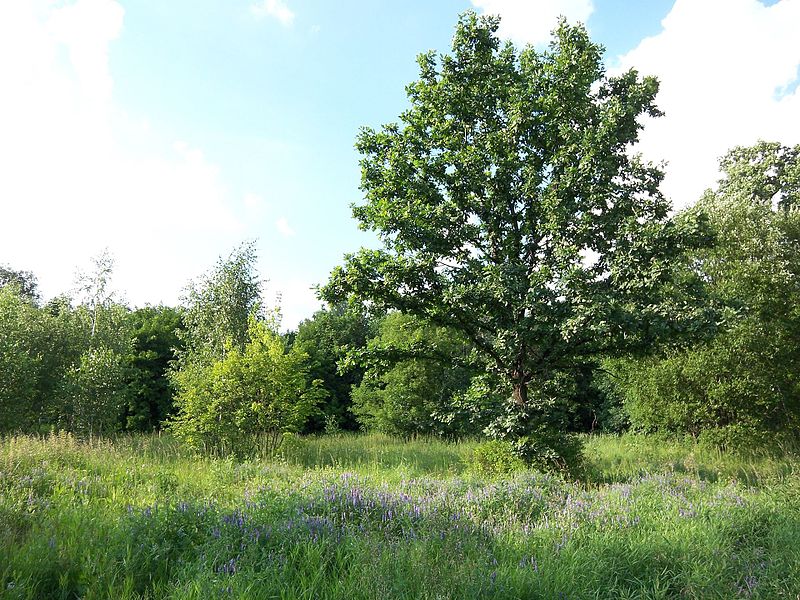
<box><xmin>1</xmin><ymin>0</ymin><xmax>798</xmax><ymax>328</ymax></box>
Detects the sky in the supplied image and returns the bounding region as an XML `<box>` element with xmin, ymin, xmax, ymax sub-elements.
<box><xmin>1</xmin><ymin>0</ymin><xmax>799</xmax><ymax>329</ymax></box>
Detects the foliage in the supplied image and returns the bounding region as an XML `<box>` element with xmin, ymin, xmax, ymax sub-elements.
<box><xmin>617</xmin><ymin>142</ymin><xmax>800</xmax><ymax>447</ymax></box>
<box><xmin>64</xmin><ymin>255</ymin><xmax>133</xmax><ymax>434</ymax></box>
<box><xmin>551</xmin><ymin>363</ymin><xmax>627</xmax><ymax>434</ymax></box>
<box><xmin>293</xmin><ymin>303</ymin><xmax>377</xmax><ymax>432</ymax></box>
<box><xmin>179</xmin><ymin>241</ymin><xmax>264</xmax><ymax>362</ymax></box>
<box><xmin>350</xmin><ymin>312</ymin><xmax>480</xmax><ymax>438</ymax></box>
<box><xmin>122</xmin><ymin>305</ymin><xmax>184</xmax><ymax>431</ymax></box>
<box><xmin>73</xmin><ymin>249</ymin><xmax>117</xmax><ymax>338</ymax></box>
<box><xmin>0</xmin><ymin>286</ymin><xmax>51</xmax><ymax>431</ymax></box>
<box><xmin>469</xmin><ymin>439</ymin><xmax>525</xmax><ymax>477</ymax></box>
<box><xmin>169</xmin><ymin>244</ymin><xmax>322</xmax><ymax>455</ymax></box>
<box><xmin>586</xmin><ymin>365</ymin><xmax>630</xmax><ymax>433</ymax></box>
<box><xmin>52</xmin><ymin>306</ymin><xmax>132</xmax><ymax>436</ymax></box>
<box><xmin>169</xmin><ymin>318</ymin><xmax>325</xmax><ymax>455</ymax></box>
<box><xmin>483</xmin><ymin>392</ymin><xmax>586</xmax><ymax>476</ymax></box>
<box><xmin>0</xmin><ymin>264</ymin><xmax>39</xmax><ymax>303</ymax></box>
<box><xmin>716</xmin><ymin>141</ymin><xmax>799</xmax><ymax>210</ymax></box>
<box><xmin>0</xmin><ymin>280</ymin><xmax>131</xmax><ymax>435</ymax></box>
<box><xmin>61</xmin><ymin>346</ymin><xmax>128</xmax><ymax>436</ymax></box>
<box><xmin>323</xmin><ymin>13</ymin><xmax>709</xmax><ymax>465</ymax></box>
<box><xmin>323</xmin><ymin>413</ymin><xmax>343</xmax><ymax>435</ymax></box>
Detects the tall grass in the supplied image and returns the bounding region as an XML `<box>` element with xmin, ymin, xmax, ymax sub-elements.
<box><xmin>275</xmin><ymin>432</ymin><xmax>479</xmax><ymax>476</ymax></box>
<box><xmin>584</xmin><ymin>433</ymin><xmax>800</xmax><ymax>486</ymax></box>
<box><xmin>1</xmin><ymin>432</ymin><xmax>798</xmax><ymax>599</ymax></box>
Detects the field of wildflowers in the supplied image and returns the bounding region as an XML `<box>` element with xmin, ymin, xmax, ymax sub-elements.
<box><xmin>1</xmin><ymin>433</ymin><xmax>799</xmax><ymax>599</ymax></box>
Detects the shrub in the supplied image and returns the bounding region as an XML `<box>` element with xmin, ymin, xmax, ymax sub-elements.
<box><xmin>513</xmin><ymin>428</ymin><xmax>585</xmax><ymax>478</ymax></box>
<box><xmin>470</xmin><ymin>440</ymin><xmax>525</xmax><ymax>477</ymax></box>
<box><xmin>483</xmin><ymin>381</ymin><xmax>586</xmax><ymax>478</ymax></box>
<box><xmin>350</xmin><ymin>313</ymin><xmax>480</xmax><ymax>439</ymax></box>
<box><xmin>169</xmin><ymin>318</ymin><xmax>325</xmax><ymax>456</ymax></box>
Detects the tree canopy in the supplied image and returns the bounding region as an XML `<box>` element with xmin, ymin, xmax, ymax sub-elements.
<box><xmin>0</xmin><ymin>264</ymin><xmax>40</xmax><ymax>304</ymax></box>
<box><xmin>179</xmin><ymin>241</ymin><xmax>264</xmax><ymax>362</ymax></box>
<box><xmin>618</xmin><ymin>141</ymin><xmax>800</xmax><ymax>445</ymax></box>
<box><xmin>323</xmin><ymin>12</ymin><xmax>707</xmax><ymax>443</ymax></box>
<box><xmin>293</xmin><ymin>303</ymin><xmax>377</xmax><ymax>432</ymax></box>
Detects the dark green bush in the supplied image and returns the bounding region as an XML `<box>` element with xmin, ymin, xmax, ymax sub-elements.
<box><xmin>350</xmin><ymin>313</ymin><xmax>480</xmax><ymax>439</ymax></box>
<box><xmin>611</xmin><ymin>143</ymin><xmax>800</xmax><ymax>449</ymax></box>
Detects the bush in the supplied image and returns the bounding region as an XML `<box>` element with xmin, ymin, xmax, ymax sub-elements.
<box><xmin>615</xmin><ymin>322</ymin><xmax>800</xmax><ymax>448</ymax></box>
<box><xmin>470</xmin><ymin>440</ymin><xmax>525</xmax><ymax>477</ymax></box>
<box><xmin>169</xmin><ymin>318</ymin><xmax>325</xmax><ymax>456</ymax></box>
<box><xmin>483</xmin><ymin>382</ymin><xmax>586</xmax><ymax>478</ymax></box>
<box><xmin>513</xmin><ymin>428</ymin><xmax>585</xmax><ymax>478</ymax></box>
<box><xmin>350</xmin><ymin>313</ymin><xmax>480</xmax><ymax>439</ymax></box>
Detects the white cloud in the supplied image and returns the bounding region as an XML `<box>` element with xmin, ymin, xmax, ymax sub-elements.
<box><xmin>46</xmin><ymin>0</ymin><xmax>123</xmax><ymax>111</ymax></box>
<box><xmin>617</xmin><ymin>0</ymin><xmax>800</xmax><ymax>208</ymax></box>
<box><xmin>0</xmin><ymin>1</ymin><xmax>244</xmax><ymax>306</ymax></box>
<box><xmin>470</xmin><ymin>0</ymin><xmax>594</xmax><ymax>46</ymax></box>
<box><xmin>243</xmin><ymin>191</ymin><xmax>269</xmax><ymax>215</ymax></box>
<box><xmin>251</xmin><ymin>0</ymin><xmax>295</xmax><ymax>27</ymax></box>
<box><xmin>275</xmin><ymin>217</ymin><xmax>295</xmax><ymax>238</ymax></box>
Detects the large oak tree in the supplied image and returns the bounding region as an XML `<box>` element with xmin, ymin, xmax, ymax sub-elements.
<box><xmin>323</xmin><ymin>14</ymin><xmax>706</xmax><ymax>426</ymax></box>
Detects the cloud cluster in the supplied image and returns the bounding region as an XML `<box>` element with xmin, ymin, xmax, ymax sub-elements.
<box><xmin>470</xmin><ymin>0</ymin><xmax>594</xmax><ymax>46</ymax></box>
<box><xmin>617</xmin><ymin>0</ymin><xmax>800</xmax><ymax>207</ymax></box>
<box><xmin>0</xmin><ymin>1</ymin><xmax>242</xmax><ymax>306</ymax></box>
<box><xmin>250</xmin><ymin>0</ymin><xmax>295</xmax><ymax>27</ymax></box>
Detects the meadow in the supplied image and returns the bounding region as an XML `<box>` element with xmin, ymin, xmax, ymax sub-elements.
<box><xmin>1</xmin><ymin>433</ymin><xmax>799</xmax><ymax>599</ymax></box>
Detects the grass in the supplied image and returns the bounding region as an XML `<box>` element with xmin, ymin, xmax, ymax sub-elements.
<box><xmin>1</xmin><ymin>431</ymin><xmax>799</xmax><ymax>599</ymax></box>
<box><xmin>583</xmin><ymin>434</ymin><xmax>800</xmax><ymax>487</ymax></box>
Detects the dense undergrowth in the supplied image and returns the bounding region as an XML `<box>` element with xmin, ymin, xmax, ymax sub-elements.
<box><xmin>1</xmin><ymin>432</ymin><xmax>799</xmax><ymax>599</ymax></box>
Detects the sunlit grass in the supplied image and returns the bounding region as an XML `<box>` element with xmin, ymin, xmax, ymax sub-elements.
<box><xmin>583</xmin><ymin>433</ymin><xmax>800</xmax><ymax>487</ymax></box>
<box><xmin>1</xmin><ymin>432</ymin><xmax>798</xmax><ymax>599</ymax></box>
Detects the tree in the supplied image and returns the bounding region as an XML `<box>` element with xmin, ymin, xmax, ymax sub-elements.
<box><xmin>618</xmin><ymin>142</ymin><xmax>800</xmax><ymax>446</ymax></box>
<box><xmin>0</xmin><ymin>280</ymin><xmax>130</xmax><ymax>435</ymax></box>
<box><xmin>62</xmin><ymin>345</ymin><xmax>128</xmax><ymax>436</ymax></box>
<box><xmin>169</xmin><ymin>244</ymin><xmax>322</xmax><ymax>454</ymax></box>
<box><xmin>350</xmin><ymin>312</ymin><xmax>482</xmax><ymax>438</ymax></box>
<box><xmin>716</xmin><ymin>142</ymin><xmax>799</xmax><ymax>210</ymax></box>
<box><xmin>122</xmin><ymin>305</ymin><xmax>184</xmax><ymax>431</ymax></box>
<box><xmin>74</xmin><ymin>249</ymin><xmax>117</xmax><ymax>337</ymax></box>
<box><xmin>293</xmin><ymin>303</ymin><xmax>377</xmax><ymax>432</ymax></box>
<box><xmin>322</xmin><ymin>13</ymin><xmax>707</xmax><ymax>461</ymax></box>
<box><xmin>0</xmin><ymin>264</ymin><xmax>40</xmax><ymax>304</ymax></box>
<box><xmin>179</xmin><ymin>242</ymin><xmax>263</xmax><ymax>362</ymax></box>
<box><xmin>170</xmin><ymin>317</ymin><xmax>325</xmax><ymax>455</ymax></box>
<box><xmin>0</xmin><ymin>286</ymin><xmax>48</xmax><ymax>431</ymax></box>
<box><xmin>67</xmin><ymin>250</ymin><xmax>132</xmax><ymax>434</ymax></box>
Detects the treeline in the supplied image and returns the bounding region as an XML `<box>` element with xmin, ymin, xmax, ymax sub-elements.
<box><xmin>2</xmin><ymin>140</ymin><xmax>798</xmax><ymax>450</ymax></box>
<box><xmin>0</xmin><ymin>252</ymin><xmax>476</xmax><ymax>440</ymax></box>
<box><xmin>0</xmin><ymin>259</ymin><xmax>181</xmax><ymax>435</ymax></box>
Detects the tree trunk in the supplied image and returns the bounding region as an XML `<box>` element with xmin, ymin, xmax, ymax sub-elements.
<box><xmin>512</xmin><ymin>380</ymin><xmax>528</xmax><ymax>407</ymax></box>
